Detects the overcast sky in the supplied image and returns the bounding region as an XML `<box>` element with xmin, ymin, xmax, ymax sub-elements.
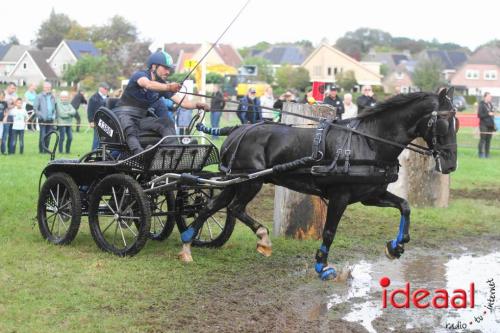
<box><xmin>2</xmin><ymin>0</ymin><xmax>496</xmax><ymax>51</ymax></box>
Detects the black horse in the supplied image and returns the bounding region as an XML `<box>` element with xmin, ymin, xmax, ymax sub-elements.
<box><xmin>178</xmin><ymin>88</ymin><xmax>458</xmax><ymax>280</ymax></box>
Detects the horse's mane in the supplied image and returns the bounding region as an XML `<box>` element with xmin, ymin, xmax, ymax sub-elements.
<box><xmin>356</xmin><ymin>92</ymin><xmax>436</xmax><ymax>119</ymax></box>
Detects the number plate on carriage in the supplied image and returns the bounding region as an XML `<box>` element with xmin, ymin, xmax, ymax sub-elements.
<box><xmin>98</xmin><ymin>119</ymin><xmax>114</xmax><ymax>137</ymax></box>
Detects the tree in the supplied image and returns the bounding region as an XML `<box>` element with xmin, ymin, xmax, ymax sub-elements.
<box><xmin>206</xmin><ymin>72</ymin><xmax>224</xmax><ymax>84</ymax></box>
<box><xmin>62</xmin><ymin>55</ymin><xmax>110</xmax><ymax>88</ymax></box>
<box><xmin>238</xmin><ymin>41</ymin><xmax>270</xmax><ymax>58</ymax></box>
<box><xmin>65</xmin><ymin>25</ymin><xmax>90</xmax><ymax>41</ymax></box>
<box><xmin>275</xmin><ymin>65</ymin><xmax>310</xmax><ymax>92</ymax></box>
<box><xmin>3</xmin><ymin>35</ymin><xmax>20</xmax><ymax>45</ymax></box>
<box><xmin>335</xmin><ymin>70</ymin><xmax>357</xmax><ymax>92</ymax></box>
<box><xmin>115</xmin><ymin>41</ymin><xmax>152</xmax><ymax>77</ymax></box>
<box><xmin>243</xmin><ymin>57</ymin><xmax>274</xmax><ymax>84</ymax></box>
<box><xmin>413</xmin><ymin>58</ymin><xmax>445</xmax><ymax>92</ymax></box>
<box><xmin>35</xmin><ymin>9</ymin><xmax>77</xmax><ymax>48</ymax></box>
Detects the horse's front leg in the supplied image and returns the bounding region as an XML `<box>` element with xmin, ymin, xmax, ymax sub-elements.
<box><xmin>178</xmin><ymin>186</ymin><xmax>236</xmax><ymax>262</ymax></box>
<box><xmin>361</xmin><ymin>190</ymin><xmax>411</xmax><ymax>259</ymax></box>
<box><xmin>315</xmin><ymin>191</ymin><xmax>350</xmax><ymax>280</ymax></box>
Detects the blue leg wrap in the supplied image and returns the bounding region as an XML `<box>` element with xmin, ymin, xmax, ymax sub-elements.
<box><xmin>181</xmin><ymin>227</ymin><xmax>195</xmax><ymax>243</ymax></box>
<box><xmin>320</xmin><ymin>267</ymin><xmax>337</xmax><ymax>280</ymax></box>
<box><xmin>391</xmin><ymin>216</ymin><xmax>406</xmax><ymax>250</ymax></box>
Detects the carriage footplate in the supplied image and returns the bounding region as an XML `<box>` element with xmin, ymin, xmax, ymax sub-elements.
<box><xmin>179</xmin><ymin>173</ymin><xmax>200</xmax><ymax>185</ymax></box>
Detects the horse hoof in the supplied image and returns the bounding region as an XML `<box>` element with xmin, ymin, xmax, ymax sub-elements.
<box><xmin>178</xmin><ymin>251</ymin><xmax>193</xmax><ymax>263</ymax></box>
<box><xmin>256</xmin><ymin>244</ymin><xmax>272</xmax><ymax>257</ymax></box>
<box><xmin>385</xmin><ymin>241</ymin><xmax>403</xmax><ymax>260</ymax></box>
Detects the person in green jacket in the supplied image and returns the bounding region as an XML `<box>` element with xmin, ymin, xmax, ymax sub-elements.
<box><xmin>56</xmin><ymin>90</ymin><xmax>77</xmax><ymax>154</ymax></box>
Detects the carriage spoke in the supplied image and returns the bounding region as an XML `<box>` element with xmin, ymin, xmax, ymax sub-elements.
<box><xmin>122</xmin><ymin>200</ymin><xmax>137</xmax><ymax>215</ymax></box>
<box><xmin>120</xmin><ymin>216</ymin><xmax>141</xmax><ymax>220</ymax></box>
<box><xmin>49</xmin><ymin>212</ymin><xmax>58</xmax><ymax>234</ymax></box>
<box><xmin>206</xmin><ymin>220</ymin><xmax>214</xmax><ymax>240</ymax></box>
<box><xmin>111</xmin><ymin>187</ymin><xmax>120</xmax><ymax>212</ymax></box>
<box><xmin>118</xmin><ymin>188</ymin><xmax>126</xmax><ymax>213</ymax></box>
<box><xmin>118</xmin><ymin>222</ymin><xmax>127</xmax><ymax>247</ymax></box>
<box><xmin>210</xmin><ymin>216</ymin><xmax>224</xmax><ymax>231</ymax></box>
<box><xmin>102</xmin><ymin>198</ymin><xmax>117</xmax><ymax>215</ymax></box>
<box><xmin>101</xmin><ymin>219</ymin><xmax>116</xmax><ymax>234</ymax></box>
<box><xmin>56</xmin><ymin>184</ymin><xmax>60</xmax><ymax>207</ymax></box>
<box><xmin>58</xmin><ymin>199</ymin><xmax>72</xmax><ymax>211</ymax></box>
<box><xmin>122</xmin><ymin>220</ymin><xmax>138</xmax><ymax>237</ymax></box>
<box><xmin>57</xmin><ymin>214</ymin><xmax>68</xmax><ymax>230</ymax></box>
<box><xmin>50</xmin><ymin>189</ymin><xmax>58</xmax><ymax>207</ymax></box>
<box><xmin>113</xmin><ymin>220</ymin><xmax>119</xmax><ymax>246</ymax></box>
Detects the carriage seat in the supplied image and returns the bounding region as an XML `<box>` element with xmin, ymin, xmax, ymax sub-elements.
<box><xmin>93</xmin><ymin>107</ymin><xmax>162</xmax><ymax>150</ymax></box>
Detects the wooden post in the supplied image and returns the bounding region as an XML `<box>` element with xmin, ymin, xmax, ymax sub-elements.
<box><xmin>387</xmin><ymin>138</ymin><xmax>450</xmax><ymax>208</ymax></box>
<box><xmin>273</xmin><ymin>102</ymin><xmax>335</xmax><ymax>239</ymax></box>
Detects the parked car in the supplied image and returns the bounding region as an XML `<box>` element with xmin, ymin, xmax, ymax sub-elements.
<box><xmin>452</xmin><ymin>96</ymin><xmax>468</xmax><ymax>111</ymax></box>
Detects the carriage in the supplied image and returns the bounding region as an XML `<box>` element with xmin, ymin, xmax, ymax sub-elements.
<box><xmin>36</xmin><ymin>106</ymin><xmax>238</xmax><ymax>256</ymax></box>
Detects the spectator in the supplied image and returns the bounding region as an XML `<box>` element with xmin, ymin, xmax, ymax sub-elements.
<box><xmin>323</xmin><ymin>86</ymin><xmax>344</xmax><ymax>119</ymax></box>
<box><xmin>260</xmin><ymin>86</ymin><xmax>275</xmax><ymax>121</ymax></box>
<box><xmin>477</xmin><ymin>92</ymin><xmax>496</xmax><ymax>158</ymax></box>
<box><xmin>356</xmin><ymin>85</ymin><xmax>377</xmax><ymax>112</ymax></box>
<box><xmin>273</xmin><ymin>91</ymin><xmax>296</xmax><ymax>110</ymax></box>
<box><xmin>70</xmin><ymin>90</ymin><xmax>87</xmax><ymax>132</ymax></box>
<box><xmin>88</xmin><ymin>82</ymin><xmax>109</xmax><ymax>151</ymax></box>
<box><xmin>210</xmin><ymin>85</ymin><xmax>225</xmax><ymax>131</ymax></box>
<box><xmin>24</xmin><ymin>83</ymin><xmax>37</xmax><ymax>131</ymax></box>
<box><xmin>2</xmin><ymin>82</ymin><xmax>17</xmax><ymax>154</ymax></box>
<box><xmin>34</xmin><ymin>82</ymin><xmax>56</xmax><ymax>154</ymax></box>
<box><xmin>56</xmin><ymin>91</ymin><xmax>77</xmax><ymax>154</ymax></box>
<box><xmin>237</xmin><ymin>88</ymin><xmax>261</xmax><ymax>124</ymax></box>
<box><xmin>0</xmin><ymin>92</ymin><xmax>7</xmax><ymax>154</ymax></box>
<box><xmin>342</xmin><ymin>93</ymin><xmax>358</xmax><ymax>120</ymax></box>
<box><xmin>9</xmin><ymin>98</ymin><xmax>28</xmax><ymax>154</ymax></box>
<box><xmin>273</xmin><ymin>91</ymin><xmax>296</xmax><ymax>122</ymax></box>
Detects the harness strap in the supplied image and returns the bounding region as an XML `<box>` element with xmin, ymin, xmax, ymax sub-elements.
<box><xmin>311</xmin><ymin>119</ymin><xmax>330</xmax><ymax>161</ymax></box>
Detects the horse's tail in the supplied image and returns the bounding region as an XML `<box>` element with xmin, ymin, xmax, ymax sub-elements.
<box><xmin>196</xmin><ymin>123</ymin><xmax>240</xmax><ymax>137</ymax></box>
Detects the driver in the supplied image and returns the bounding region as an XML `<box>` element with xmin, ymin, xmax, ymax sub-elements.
<box><xmin>115</xmin><ymin>51</ymin><xmax>209</xmax><ymax>154</ymax></box>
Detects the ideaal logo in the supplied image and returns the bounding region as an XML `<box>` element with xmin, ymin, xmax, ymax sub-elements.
<box><xmin>379</xmin><ymin>276</ymin><xmax>496</xmax><ymax>330</ymax></box>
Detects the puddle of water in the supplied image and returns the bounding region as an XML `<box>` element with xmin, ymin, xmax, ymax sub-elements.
<box><xmin>327</xmin><ymin>250</ymin><xmax>500</xmax><ymax>333</ymax></box>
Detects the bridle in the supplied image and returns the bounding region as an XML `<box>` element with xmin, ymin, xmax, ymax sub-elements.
<box><xmin>417</xmin><ymin>96</ymin><xmax>459</xmax><ymax>171</ymax></box>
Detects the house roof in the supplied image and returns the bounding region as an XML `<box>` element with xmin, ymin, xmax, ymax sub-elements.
<box><xmin>302</xmin><ymin>43</ymin><xmax>382</xmax><ymax>80</ymax></box>
<box><xmin>1</xmin><ymin>44</ymin><xmax>31</xmax><ymax>62</ymax></box>
<box><xmin>392</xmin><ymin>54</ymin><xmax>410</xmax><ymax>66</ymax></box>
<box><xmin>256</xmin><ymin>46</ymin><xmax>311</xmax><ymax>65</ymax></box>
<box><xmin>214</xmin><ymin>44</ymin><xmax>242</xmax><ymax>67</ymax></box>
<box><xmin>425</xmin><ymin>50</ymin><xmax>468</xmax><ymax>69</ymax></box>
<box><xmin>0</xmin><ymin>44</ymin><xmax>10</xmax><ymax>60</ymax></box>
<box><xmin>29</xmin><ymin>49</ymin><xmax>57</xmax><ymax>79</ymax></box>
<box><xmin>65</xmin><ymin>40</ymin><xmax>100</xmax><ymax>59</ymax></box>
<box><xmin>164</xmin><ymin>42</ymin><xmax>242</xmax><ymax>68</ymax></box>
<box><xmin>164</xmin><ymin>43</ymin><xmax>202</xmax><ymax>63</ymax></box>
<box><xmin>467</xmin><ymin>46</ymin><xmax>500</xmax><ymax>65</ymax></box>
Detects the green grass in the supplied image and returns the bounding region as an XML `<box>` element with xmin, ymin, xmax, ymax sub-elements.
<box><xmin>0</xmin><ymin>122</ymin><xmax>499</xmax><ymax>332</ymax></box>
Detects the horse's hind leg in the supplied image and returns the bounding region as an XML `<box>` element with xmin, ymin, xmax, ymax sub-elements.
<box><xmin>178</xmin><ymin>186</ymin><xmax>236</xmax><ymax>262</ymax></box>
<box><xmin>315</xmin><ymin>191</ymin><xmax>350</xmax><ymax>281</ymax></box>
<box><xmin>361</xmin><ymin>190</ymin><xmax>411</xmax><ymax>260</ymax></box>
<box><xmin>228</xmin><ymin>182</ymin><xmax>271</xmax><ymax>256</ymax></box>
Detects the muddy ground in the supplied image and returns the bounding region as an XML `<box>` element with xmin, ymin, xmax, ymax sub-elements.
<box><xmin>159</xmin><ymin>186</ymin><xmax>499</xmax><ymax>333</ymax></box>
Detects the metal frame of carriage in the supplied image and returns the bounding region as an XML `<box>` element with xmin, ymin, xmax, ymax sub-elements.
<box><xmin>36</xmin><ymin>106</ymin><xmax>250</xmax><ymax>257</ymax></box>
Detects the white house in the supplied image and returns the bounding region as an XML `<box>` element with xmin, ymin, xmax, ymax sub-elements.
<box><xmin>8</xmin><ymin>49</ymin><xmax>58</xmax><ymax>86</ymax></box>
<box><xmin>8</xmin><ymin>40</ymin><xmax>100</xmax><ymax>86</ymax></box>
<box><xmin>0</xmin><ymin>44</ymin><xmax>31</xmax><ymax>82</ymax></box>
<box><xmin>47</xmin><ymin>40</ymin><xmax>100</xmax><ymax>77</ymax></box>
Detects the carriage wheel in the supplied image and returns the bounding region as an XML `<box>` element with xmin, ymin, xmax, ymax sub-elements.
<box><xmin>148</xmin><ymin>192</ymin><xmax>176</xmax><ymax>241</ymax></box>
<box><xmin>175</xmin><ymin>188</ymin><xmax>236</xmax><ymax>248</ymax></box>
<box><xmin>88</xmin><ymin>174</ymin><xmax>150</xmax><ymax>256</ymax></box>
<box><xmin>37</xmin><ymin>172</ymin><xmax>81</xmax><ymax>245</ymax></box>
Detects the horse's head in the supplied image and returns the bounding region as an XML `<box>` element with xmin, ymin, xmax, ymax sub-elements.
<box><xmin>416</xmin><ymin>87</ymin><xmax>458</xmax><ymax>174</ymax></box>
